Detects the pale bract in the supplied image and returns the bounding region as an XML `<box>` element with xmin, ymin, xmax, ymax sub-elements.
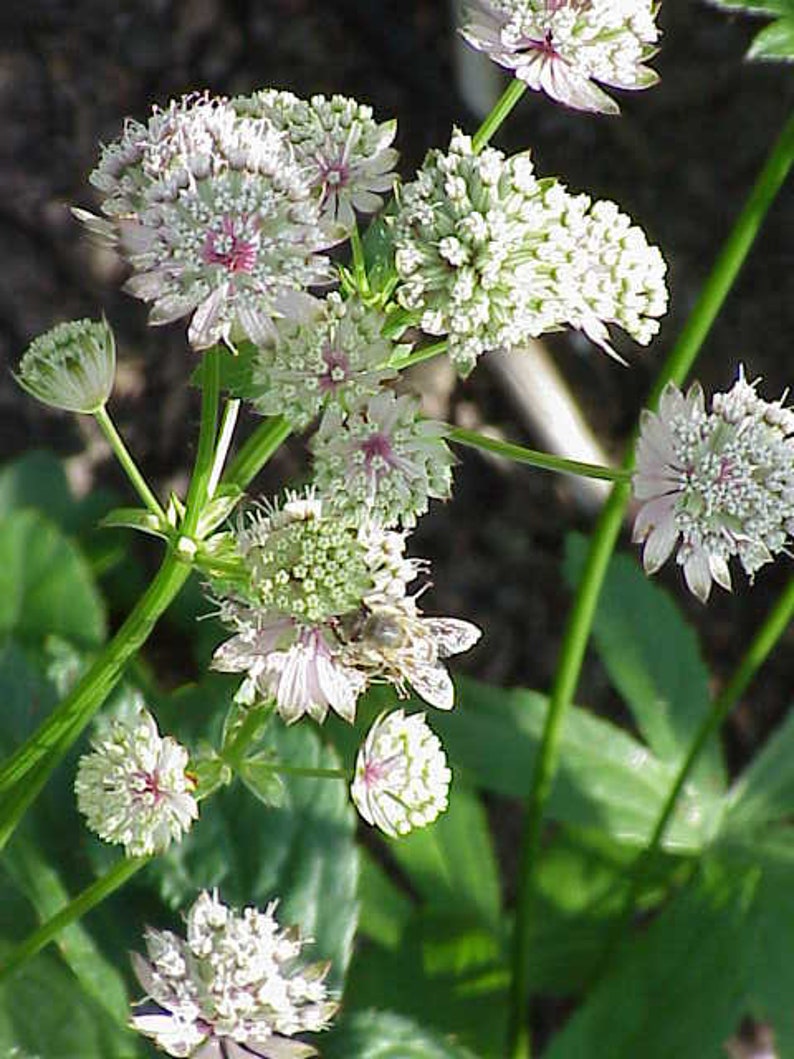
<box><xmin>392</xmin><ymin>129</ymin><xmax>667</xmax><ymax>376</ymax></box>
<box><xmin>351</xmin><ymin>709</ymin><xmax>451</xmax><ymax>837</ymax></box>
<box><xmin>632</xmin><ymin>369</ymin><xmax>794</xmax><ymax>602</ymax></box>
<box><xmin>16</xmin><ymin>317</ymin><xmax>116</xmax><ymax>414</ymax></box>
<box><xmin>74</xmin><ymin>708</ymin><xmax>197</xmax><ymax>857</ymax></box>
<box><xmin>130</xmin><ymin>890</ymin><xmax>336</xmax><ymax>1059</ymax></box>
<box><xmin>77</xmin><ymin>93</ymin><xmax>341</xmax><ymax>351</ymax></box>
<box><xmin>460</xmin><ymin>0</ymin><xmax>660</xmax><ymax>115</ymax></box>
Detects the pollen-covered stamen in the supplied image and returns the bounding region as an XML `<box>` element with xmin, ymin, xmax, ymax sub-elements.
<box><xmin>202</xmin><ymin>215</ymin><xmax>258</xmax><ymax>273</ymax></box>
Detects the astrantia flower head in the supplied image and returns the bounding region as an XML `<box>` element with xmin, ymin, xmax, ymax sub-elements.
<box><xmin>250</xmin><ymin>293</ymin><xmax>397</xmax><ymax>429</ymax></box>
<box><xmin>16</xmin><ymin>317</ymin><xmax>116</xmax><ymax>413</ymax></box>
<box><xmin>392</xmin><ymin>129</ymin><xmax>667</xmax><ymax>376</ymax></box>
<box><xmin>237</xmin><ymin>89</ymin><xmax>398</xmax><ymax>232</ymax></box>
<box><xmin>78</xmin><ymin>93</ymin><xmax>341</xmax><ymax>350</ymax></box>
<box><xmin>131</xmin><ymin>890</ymin><xmax>336</xmax><ymax>1059</ymax></box>
<box><xmin>632</xmin><ymin>369</ymin><xmax>794</xmax><ymax>602</ymax></box>
<box><xmin>211</xmin><ymin>491</ymin><xmax>421</xmax><ymax>723</ymax></box>
<box><xmin>311</xmin><ymin>391</ymin><xmax>455</xmax><ymax>527</ymax></box>
<box><xmin>351</xmin><ymin>709</ymin><xmax>451</xmax><ymax>837</ymax></box>
<box><xmin>75</xmin><ymin>708</ymin><xmax>197</xmax><ymax>856</ymax></box>
<box><xmin>461</xmin><ymin>0</ymin><xmax>660</xmax><ymax>115</ymax></box>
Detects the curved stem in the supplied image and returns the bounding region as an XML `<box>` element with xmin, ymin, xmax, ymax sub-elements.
<box><xmin>448</xmin><ymin>427</ymin><xmax>629</xmax><ymax>483</ymax></box>
<box><xmin>0</xmin><ymin>855</ymin><xmax>149</xmax><ymax>981</ymax></box>
<box><xmin>506</xmin><ymin>106</ymin><xmax>794</xmax><ymax>1059</ymax></box>
<box><xmin>599</xmin><ymin>575</ymin><xmax>794</xmax><ymax>972</ymax></box>
<box><xmin>472</xmin><ymin>79</ymin><xmax>527</xmax><ymax>153</ymax></box>
<box><xmin>94</xmin><ymin>405</ymin><xmax>166</xmax><ymax>523</ymax></box>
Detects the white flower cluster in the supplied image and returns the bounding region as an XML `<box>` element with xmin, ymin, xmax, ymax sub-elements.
<box><xmin>78</xmin><ymin>93</ymin><xmax>341</xmax><ymax>350</ymax></box>
<box><xmin>211</xmin><ymin>491</ymin><xmax>480</xmax><ymax>724</ymax></box>
<box><xmin>393</xmin><ymin>130</ymin><xmax>667</xmax><ymax>376</ymax></box>
<box><xmin>131</xmin><ymin>890</ymin><xmax>335</xmax><ymax>1059</ymax></box>
<box><xmin>632</xmin><ymin>369</ymin><xmax>794</xmax><ymax>602</ymax></box>
<box><xmin>236</xmin><ymin>89</ymin><xmax>398</xmax><ymax>232</ymax></box>
<box><xmin>75</xmin><ymin>709</ymin><xmax>198</xmax><ymax>857</ymax></box>
<box><xmin>461</xmin><ymin>0</ymin><xmax>660</xmax><ymax>115</ymax></box>
<box><xmin>249</xmin><ymin>293</ymin><xmax>396</xmax><ymax>429</ymax></box>
<box><xmin>351</xmin><ymin>710</ymin><xmax>451</xmax><ymax>838</ymax></box>
<box><xmin>16</xmin><ymin>317</ymin><xmax>116</xmax><ymax>414</ymax></box>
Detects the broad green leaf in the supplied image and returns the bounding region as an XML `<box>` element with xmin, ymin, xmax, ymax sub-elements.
<box><xmin>0</xmin><ymin>510</ymin><xmax>106</xmax><ymax>648</ymax></box>
<box><xmin>436</xmin><ymin>678</ymin><xmax>718</xmax><ymax>850</ymax></box>
<box><xmin>152</xmin><ymin>722</ymin><xmax>358</xmax><ymax>988</ymax></box>
<box><xmin>387</xmin><ymin>783</ymin><xmax>502</xmax><ymax>927</ymax></box>
<box><xmin>325</xmin><ymin>1009</ymin><xmax>479</xmax><ymax>1059</ymax></box>
<box><xmin>2</xmin><ymin>838</ymin><xmax>129</xmax><ymax>1025</ymax></box>
<box><xmin>544</xmin><ymin>862</ymin><xmax>754</xmax><ymax>1059</ymax></box>
<box><xmin>0</xmin><ymin>945</ymin><xmax>140</xmax><ymax>1058</ymax></box>
<box><xmin>707</xmin><ymin>0</ymin><xmax>794</xmax><ymax>60</ymax></box>
<box><xmin>0</xmin><ymin>451</ymin><xmax>73</xmax><ymax>528</ymax></box>
<box><xmin>564</xmin><ymin>535</ymin><xmax>725</xmax><ymax>794</ymax></box>
<box><xmin>744</xmin><ymin>864</ymin><xmax>794</xmax><ymax>1053</ymax></box>
<box><xmin>357</xmin><ymin>849</ymin><xmax>413</xmax><ymax>949</ymax></box>
<box><xmin>724</xmin><ymin>708</ymin><xmax>794</xmax><ymax>827</ymax></box>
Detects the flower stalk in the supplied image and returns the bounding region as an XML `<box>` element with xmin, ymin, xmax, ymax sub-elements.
<box><xmin>94</xmin><ymin>404</ymin><xmax>167</xmax><ymax>522</ymax></box>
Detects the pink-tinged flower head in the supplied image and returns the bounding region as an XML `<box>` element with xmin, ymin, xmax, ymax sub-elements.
<box><xmin>461</xmin><ymin>0</ymin><xmax>660</xmax><ymax>115</ymax></box>
<box><xmin>632</xmin><ymin>369</ymin><xmax>794</xmax><ymax>602</ymax></box>
<box><xmin>131</xmin><ymin>890</ymin><xmax>336</xmax><ymax>1058</ymax></box>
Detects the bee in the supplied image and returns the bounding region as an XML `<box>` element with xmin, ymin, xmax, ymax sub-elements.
<box><xmin>335</xmin><ymin>601</ymin><xmax>481</xmax><ymax>710</ymax></box>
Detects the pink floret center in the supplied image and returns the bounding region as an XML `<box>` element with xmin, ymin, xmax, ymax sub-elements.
<box><xmin>202</xmin><ymin>216</ymin><xmax>258</xmax><ymax>273</ymax></box>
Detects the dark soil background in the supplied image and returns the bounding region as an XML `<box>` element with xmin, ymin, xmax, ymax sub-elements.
<box><xmin>1</xmin><ymin>0</ymin><xmax>792</xmax><ymax>912</ymax></box>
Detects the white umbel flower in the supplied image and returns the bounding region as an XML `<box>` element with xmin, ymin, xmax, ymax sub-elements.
<box><xmin>393</xmin><ymin>129</ymin><xmax>667</xmax><ymax>376</ymax></box>
<box><xmin>461</xmin><ymin>0</ymin><xmax>660</xmax><ymax>115</ymax></box>
<box><xmin>78</xmin><ymin>93</ymin><xmax>340</xmax><ymax>351</ymax></box>
<box><xmin>131</xmin><ymin>890</ymin><xmax>336</xmax><ymax>1059</ymax></box>
<box><xmin>16</xmin><ymin>318</ymin><xmax>116</xmax><ymax>413</ymax></box>
<box><xmin>351</xmin><ymin>710</ymin><xmax>451</xmax><ymax>837</ymax></box>
<box><xmin>632</xmin><ymin>369</ymin><xmax>794</xmax><ymax>602</ymax></box>
<box><xmin>75</xmin><ymin>709</ymin><xmax>197</xmax><ymax>857</ymax></box>
<box><xmin>311</xmin><ymin>391</ymin><xmax>455</xmax><ymax>527</ymax></box>
<box><xmin>237</xmin><ymin>90</ymin><xmax>398</xmax><ymax>233</ymax></box>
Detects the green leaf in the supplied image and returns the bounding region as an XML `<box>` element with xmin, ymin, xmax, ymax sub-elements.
<box><xmin>720</xmin><ymin>709</ymin><xmax>794</xmax><ymax>836</ymax></box>
<box><xmin>0</xmin><ymin>510</ymin><xmax>106</xmax><ymax>648</ymax></box>
<box><xmin>564</xmin><ymin>534</ymin><xmax>725</xmax><ymax>794</ymax></box>
<box><xmin>707</xmin><ymin>0</ymin><xmax>794</xmax><ymax>61</ymax></box>
<box><xmin>238</xmin><ymin>753</ymin><xmax>286</xmax><ymax>808</ymax></box>
<box><xmin>387</xmin><ymin>783</ymin><xmax>502</xmax><ymax>928</ymax></box>
<box><xmin>357</xmin><ymin>849</ymin><xmax>413</xmax><ymax>949</ymax></box>
<box><xmin>436</xmin><ymin>678</ymin><xmax>718</xmax><ymax>850</ymax></box>
<box><xmin>100</xmin><ymin>506</ymin><xmax>169</xmax><ymax>539</ymax></box>
<box><xmin>151</xmin><ymin>721</ymin><xmax>358</xmax><ymax>988</ymax></box>
<box><xmin>362</xmin><ymin>213</ymin><xmax>398</xmax><ymax>297</ymax></box>
<box><xmin>325</xmin><ymin>1009</ymin><xmax>479</xmax><ymax>1059</ymax></box>
<box><xmin>0</xmin><ymin>451</ymin><xmax>74</xmax><ymax>528</ymax></box>
<box><xmin>0</xmin><ymin>946</ymin><xmax>140</xmax><ymax>1058</ymax></box>
<box><xmin>191</xmin><ymin>342</ymin><xmax>259</xmax><ymax>398</ymax></box>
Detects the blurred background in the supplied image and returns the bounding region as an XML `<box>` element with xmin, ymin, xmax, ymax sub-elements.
<box><xmin>0</xmin><ymin>0</ymin><xmax>792</xmax><ymax>777</ymax></box>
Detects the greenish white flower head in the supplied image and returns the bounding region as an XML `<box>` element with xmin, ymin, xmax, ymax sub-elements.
<box><xmin>236</xmin><ymin>89</ymin><xmax>398</xmax><ymax>232</ymax></box>
<box><xmin>632</xmin><ymin>369</ymin><xmax>794</xmax><ymax>603</ymax></box>
<box><xmin>250</xmin><ymin>293</ymin><xmax>397</xmax><ymax>429</ymax></box>
<box><xmin>393</xmin><ymin>130</ymin><xmax>667</xmax><ymax>376</ymax></box>
<box><xmin>16</xmin><ymin>317</ymin><xmax>116</xmax><ymax>413</ymax></box>
<box><xmin>75</xmin><ymin>708</ymin><xmax>197</xmax><ymax>857</ymax></box>
<box><xmin>311</xmin><ymin>391</ymin><xmax>455</xmax><ymax>527</ymax></box>
<box><xmin>351</xmin><ymin>710</ymin><xmax>451</xmax><ymax>837</ymax></box>
<box><xmin>131</xmin><ymin>890</ymin><xmax>336</xmax><ymax>1059</ymax></box>
<box><xmin>461</xmin><ymin>0</ymin><xmax>660</xmax><ymax>115</ymax></box>
<box><xmin>78</xmin><ymin>93</ymin><xmax>340</xmax><ymax>350</ymax></box>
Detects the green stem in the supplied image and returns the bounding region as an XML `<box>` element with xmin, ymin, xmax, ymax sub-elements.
<box><xmin>506</xmin><ymin>106</ymin><xmax>794</xmax><ymax>1059</ymax></box>
<box><xmin>182</xmin><ymin>348</ymin><xmax>221</xmax><ymax>538</ymax></box>
<box><xmin>0</xmin><ymin>855</ymin><xmax>149</xmax><ymax>981</ymax></box>
<box><xmin>391</xmin><ymin>339</ymin><xmax>448</xmax><ymax>371</ymax></box>
<box><xmin>207</xmin><ymin>398</ymin><xmax>241</xmax><ymax>500</ymax></box>
<box><xmin>600</xmin><ymin>576</ymin><xmax>794</xmax><ymax>972</ymax></box>
<box><xmin>472</xmin><ymin>79</ymin><xmax>527</xmax><ymax>153</ymax></box>
<box><xmin>94</xmin><ymin>405</ymin><xmax>166</xmax><ymax>523</ymax></box>
<box><xmin>448</xmin><ymin>427</ymin><xmax>629</xmax><ymax>483</ymax></box>
<box><xmin>267</xmin><ymin>764</ymin><xmax>347</xmax><ymax>780</ymax></box>
<box><xmin>222</xmin><ymin>416</ymin><xmax>291</xmax><ymax>492</ymax></box>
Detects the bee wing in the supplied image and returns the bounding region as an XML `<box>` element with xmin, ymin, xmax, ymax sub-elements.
<box><xmin>403</xmin><ymin>658</ymin><xmax>455</xmax><ymax>711</ymax></box>
<box><xmin>423</xmin><ymin>618</ymin><xmax>482</xmax><ymax>658</ymax></box>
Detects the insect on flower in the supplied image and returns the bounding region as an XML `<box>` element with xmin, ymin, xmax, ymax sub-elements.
<box><xmin>335</xmin><ymin>600</ymin><xmax>481</xmax><ymax>710</ymax></box>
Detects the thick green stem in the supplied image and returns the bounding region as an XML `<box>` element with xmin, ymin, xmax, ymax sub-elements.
<box><xmin>472</xmin><ymin>79</ymin><xmax>527</xmax><ymax>153</ymax></box>
<box><xmin>0</xmin><ymin>855</ymin><xmax>148</xmax><ymax>980</ymax></box>
<box><xmin>599</xmin><ymin>576</ymin><xmax>794</xmax><ymax>971</ymax></box>
<box><xmin>448</xmin><ymin>427</ymin><xmax>628</xmax><ymax>483</ymax></box>
<box><xmin>94</xmin><ymin>405</ymin><xmax>166</xmax><ymax>523</ymax></box>
<box><xmin>506</xmin><ymin>107</ymin><xmax>794</xmax><ymax>1059</ymax></box>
